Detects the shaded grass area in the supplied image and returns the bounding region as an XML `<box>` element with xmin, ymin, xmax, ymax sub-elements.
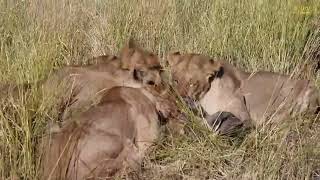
<box><xmin>0</xmin><ymin>0</ymin><xmax>320</xmax><ymax>179</ymax></box>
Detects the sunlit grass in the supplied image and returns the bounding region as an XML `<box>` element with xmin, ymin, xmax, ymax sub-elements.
<box><xmin>0</xmin><ymin>0</ymin><xmax>319</xmax><ymax>179</ymax></box>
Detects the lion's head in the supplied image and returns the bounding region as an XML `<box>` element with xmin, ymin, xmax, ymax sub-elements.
<box><xmin>167</xmin><ymin>52</ymin><xmax>222</xmax><ymax>100</ymax></box>
<box><xmin>120</xmin><ymin>39</ymin><xmax>162</xmax><ymax>87</ymax></box>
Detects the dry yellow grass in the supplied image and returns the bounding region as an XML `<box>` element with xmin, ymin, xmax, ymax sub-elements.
<box><xmin>0</xmin><ymin>0</ymin><xmax>320</xmax><ymax>179</ymax></box>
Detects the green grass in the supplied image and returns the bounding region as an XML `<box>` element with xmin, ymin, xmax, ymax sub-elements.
<box><xmin>0</xmin><ymin>0</ymin><xmax>320</xmax><ymax>179</ymax></box>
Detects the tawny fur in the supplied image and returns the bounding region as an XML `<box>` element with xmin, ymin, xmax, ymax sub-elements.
<box><xmin>42</xmin><ymin>40</ymin><xmax>162</xmax><ymax>121</ymax></box>
<box><xmin>169</xmin><ymin>52</ymin><xmax>320</xmax><ymax>126</ymax></box>
<box><xmin>39</xmin><ymin>86</ymin><xmax>177</xmax><ymax>180</ymax></box>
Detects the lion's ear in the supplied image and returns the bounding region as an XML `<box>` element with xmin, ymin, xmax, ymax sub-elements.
<box><xmin>120</xmin><ymin>49</ymin><xmax>135</xmax><ymax>70</ymax></box>
<box><xmin>120</xmin><ymin>38</ymin><xmax>139</xmax><ymax>70</ymax></box>
<box><xmin>167</xmin><ymin>51</ymin><xmax>182</xmax><ymax>67</ymax></box>
<box><xmin>209</xmin><ymin>59</ymin><xmax>223</xmax><ymax>78</ymax></box>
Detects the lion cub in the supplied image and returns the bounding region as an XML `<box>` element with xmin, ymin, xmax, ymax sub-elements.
<box><xmin>168</xmin><ymin>52</ymin><xmax>319</xmax><ymax>132</ymax></box>
<box><xmin>43</xmin><ymin>40</ymin><xmax>162</xmax><ymax>121</ymax></box>
<box><xmin>40</xmin><ymin>85</ymin><xmax>185</xmax><ymax>179</ymax></box>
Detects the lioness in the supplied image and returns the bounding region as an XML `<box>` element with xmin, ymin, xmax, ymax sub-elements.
<box><xmin>40</xmin><ymin>85</ymin><xmax>185</xmax><ymax>180</ymax></box>
<box><xmin>43</xmin><ymin>40</ymin><xmax>162</xmax><ymax>121</ymax></box>
<box><xmin>168</xmin><ymin>52</ymin><xmax>320</xmax><ymax>129</ymax></box>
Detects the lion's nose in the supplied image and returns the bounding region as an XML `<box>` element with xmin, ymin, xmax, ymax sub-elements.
<box><xmin>147</xmin><ymin>81</ymin><xmax>155</xmax><ymax>85</ymax></box>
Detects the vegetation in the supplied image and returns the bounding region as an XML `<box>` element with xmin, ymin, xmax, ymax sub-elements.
<box><xmin>0</xmin><ymin>0</ymin><xmax>319</xmax><ymax>179</ymax></box>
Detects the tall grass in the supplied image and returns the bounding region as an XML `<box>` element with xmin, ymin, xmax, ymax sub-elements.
<box><xmin>0</xmin><ymin>0</ymin><xmax>319</xmax><ymax>179</ymax></box>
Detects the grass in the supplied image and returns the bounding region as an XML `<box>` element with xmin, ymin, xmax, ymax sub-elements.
<box><xmin>0</xmin><ymin>0</ymin><xmax>320</xmax><ymax>179</ymax></box>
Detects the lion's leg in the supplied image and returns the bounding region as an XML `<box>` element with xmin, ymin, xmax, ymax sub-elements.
<box><xmin>87</xmin><ymin>139</ymin><xmax>142</xmax><ymax>179</ymax></box>
<box><xmin>183</xmin><ymin>97</ymin><xmax>250</xmax><ymax>136</ymax></box>
<box><xmin>206</xmin><ymin>111</ymin><xmax>246</xmax><ymax>136</ymax></box>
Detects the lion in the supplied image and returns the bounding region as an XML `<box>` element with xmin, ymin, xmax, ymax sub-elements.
<box><xmin>168</xmin><ymin>52</ymin><xmax>320</xmax><ymax>133</ymax></box>
<box><xmin>39</xmin><ymin>42</ymin><xmax>187</xmax><ymax>179</ymax></box>
<box><xmin>39</xmin><ymin>84</ymin><xmax>186</xmax><ymax>180</ymax></box>
<box><xmin>42</xmin><ymin>39</ymin><xmax>162</xmax><ymax>122</ymax></box>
